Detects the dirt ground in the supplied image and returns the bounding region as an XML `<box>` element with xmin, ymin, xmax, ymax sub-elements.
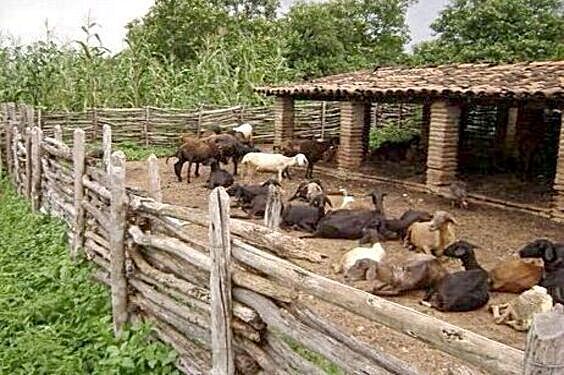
<box><xmin>126</xmin><ymin>156</ymin><xmax>564</xmax><ymax>375</ymax></box>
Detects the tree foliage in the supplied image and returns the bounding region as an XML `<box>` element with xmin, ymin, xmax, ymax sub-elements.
<box><xmin>412</xmin><ymin>0</ymin><xmax>564</xmax><ymax>64</ymax></box>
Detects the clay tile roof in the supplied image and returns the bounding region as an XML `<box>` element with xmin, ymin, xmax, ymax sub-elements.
<box><xmin>255</xmin><ymin>61</ymin><xmax>564</xmax><ymax>100</ymax></box>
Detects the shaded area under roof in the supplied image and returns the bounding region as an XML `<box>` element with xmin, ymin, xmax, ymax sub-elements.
<box><xmin>256</xmin><ymin>61</ymin><xmax>564</xmax><ymax>101</ymax></box>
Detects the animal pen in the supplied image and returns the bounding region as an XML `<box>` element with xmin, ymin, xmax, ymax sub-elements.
<box><xmin>1</xmin><ymin>100</ymin><xmax>564</xmax><ymax>374</ymax></box>
<box><xmin>256</xmin><ymin>60</ymin><xmax>564</xmax><ymax>222</ymax></box>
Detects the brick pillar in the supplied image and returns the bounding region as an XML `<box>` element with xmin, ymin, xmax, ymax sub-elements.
<box><xmin>554</xmin><ymin>114</ymin><xmax>564</xmax><ymax>217</ymax></box>
<box><xmin>273</xmin><ymin>96</ymin><xmax>294</xmax><ymax>148</ymax></box>
<box><xmin>339</xmin><ymin>101</ymin><xmax>368</xmax><ymax>170</ymax></box>
<box><xmin>426</xmin><ymin>101</ymin><xmax>461</xmax><ymax>190</ymax></box>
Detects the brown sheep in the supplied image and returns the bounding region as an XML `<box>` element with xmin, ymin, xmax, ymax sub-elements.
<box><xmin>489</xmin><ymin>258</ymin><xmax>543</xmax><ymax>294</ymax></box>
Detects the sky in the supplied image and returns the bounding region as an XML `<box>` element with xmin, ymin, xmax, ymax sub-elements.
<box><xmin>0</xmin><ymin>0</ymin><xmax>450</xmax><ymax>53</ymax></box>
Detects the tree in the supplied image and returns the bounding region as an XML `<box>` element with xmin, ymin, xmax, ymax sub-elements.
<box><xmin>283</xmin><ymin>0</ymin><xmax>413</xmax><ymax>78</ymax></box>
<box><xmin>412</xmin><ymin>0</ymin><xmax>564</xmax><ymax>64</ymax></box>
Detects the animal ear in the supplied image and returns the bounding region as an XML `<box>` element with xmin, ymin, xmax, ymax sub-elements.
<box><xmin>454</xmin><ymin>247</ymin><xmax>466</xmax><ymax>257</ymax></box>
<box><xmin>447</xmin><ymin>215</ymin><xmax>459</xmax><ymax>225</ymax></box>
<box><xmin>543</xmin><ymin>246</ymin><xmax>556</xmax><ymax>263</ymax></box>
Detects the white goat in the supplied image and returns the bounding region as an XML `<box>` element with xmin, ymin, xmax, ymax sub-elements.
<box><xmin>490</xmin><ymin>285</ymin><xmax>553</xmax><ymax>331</ymax></box>
<box><xmin>333</xmin><ymin>242</ymin><xmax>386</xmax><ymax>274</ymax></box>
<box><xmin>338</xmin><ymin>188</ymin><xmax>355</xmax><ymax>209</ymax></box>
<box><xmin>233</xmin><ymin>123</ymin><xmax>253</xmax><ymax>142</ymax></box>
<box><xmin>241</xmin><ymin>152</ymin><xmax>308</xmax><ymax>181</ymax></box>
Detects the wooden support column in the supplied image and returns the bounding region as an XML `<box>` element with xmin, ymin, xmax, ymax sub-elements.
<box><xmin>339</xmin><ymin>101</ymin><xmax>368</xmax><ymax>170</ymax></box>
<box><xmin>426</xmin><ymin>101</ymin><xmax>461</xmax><ymax>190</ymax></box>
<box><xmin>554</xmin><ymin>113</ymin><xmax>564</xmax><ymax>217</ymax></box>
<box><xmin>273</xmin><ymin>96</ymin><xmax>294</xmax><ymax>149</ymax></box>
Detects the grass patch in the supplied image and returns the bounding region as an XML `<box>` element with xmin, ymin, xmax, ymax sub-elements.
<box><xmin>369</xmin><ymin>122</ymin><xmax>420</xmax><ymax>150</ymax></box>
<box><xmin>282</xmin><ymin>335</ymin><xmax>344</xmax><ymax>375</ymax></box>
<box><xmin>0</xmin><ymin>178</ymin><xmax>180</xmax><ymax>374</ymax></box>
<box><xmin>115</xmin><ymin>141</ymin><xmax>175</xmax><ymax>161</ymax></box>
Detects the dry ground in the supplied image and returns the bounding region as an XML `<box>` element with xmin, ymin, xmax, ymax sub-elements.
<box><xmin>126</xmin><ymin>156</ymin><xmax>564</xmax><ymax>375</ymax></box>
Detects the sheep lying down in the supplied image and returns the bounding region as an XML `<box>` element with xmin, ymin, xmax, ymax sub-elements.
<box><xmin>333</xmin><ymin>243</ymin><xmax>386</xmax><ymax>275</ymax></box>
<box><xmin>490</xmin><ymin>286</ymin><xmax>553</xmax><ymax>331</ymax></box>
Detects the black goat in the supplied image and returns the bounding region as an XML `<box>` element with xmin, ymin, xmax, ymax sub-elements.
<box><xmin>207</xmin><ymin>134</ymin><xmax>260</xmax><ymax>175</ymax></box>
<box><xmin>519</xmin><ymin>239</ymin><xmax>564</xmax><ymax>305</ymax></box>
<box><xmin>205</xmin><ymin>158</ymin><xmax>234</xmax><ymax>189</ymax></box>
<box><xmin>281</xmin><ymin>194</ymin><xmax>327</xmax><ymax>232</ymax></box>
<box><xmin>226</xmin><ymin>179</ymin><xmax>279</xmax><ymax>207</ymax></box>
<box><xmin>359</xmin><ymin>209</ymin><xmax>432</xmax><ymax>244</ymax></box>
<box><xmin>422</xmin><ymin>241</ymin><xmax>490</xmax><ymax>312</ymax></box>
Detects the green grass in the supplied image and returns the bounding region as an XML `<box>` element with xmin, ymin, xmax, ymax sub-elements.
<box><xmin>282</xmin><ymin>335</ymin><xmax>344</xmax><ymax>375</ymax></box>
<box><xmin>369</xmin><ymin>121</ymin><xmax>420</xmax><ymax>150</ymax></box>
<box><xmin>0</xmin><ymin>178</ymin><xmax>180</xmax><ymax>374</ymax></box>
<box><xmin>116</xmin><ymin>141</ymin><xmax>175</xmax><ymax>161</ymax></box>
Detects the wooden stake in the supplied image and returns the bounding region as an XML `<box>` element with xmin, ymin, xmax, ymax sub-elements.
<box><xmin>12</xmin><ymin>126</ymin><xmax>20</xmax><ymax>191</ymax></box>
<box><xmin>264</xmin><ymin>184</ymin><xmax>282</xmax><ymax>229</ymax></box>
<box><xmin>103</xmin><ymin>124</ymin><xmax>112</xmax><ymax>174</ymax></box>
<box><xmin>320</xmin><ymin>101</ymin><xmax>326</xmax><ymax>140</ymax></box>
<box><xmin>110</xmin><ymin>150</ymin><xmax>128</xmax><ymax>335</ymax></box>
<box><xmin>143</xmin><ymin>106</ymin><xmax>150</xmax><ymax>146</ymax></box>
<box><xmin>524</xmin><ymin>304</ymin><xmax>564</xmax><ymax>374</ymax></box>
<box><xmin>54</xmin><ymin>124</ymin><xmax>63</xmax><ymax>143</ymax></box>
<box><xmin>147</xmin><ymin>154</ymin><xmax>162</xmax><ymax>202</ymax></box>
<box><xmin>208</xmin><ymin>187</ymin><xmax>234</xmax><ymax>375</ymax></box>
<box><xmin>197</xmin><ymin>105</ymin><xmax>203</xmax><ymax>138</ymax></box>
<box><xmin>5</xmin><ymin>120</ymin><xmax>12</xmax><ymax>176</ymax></box>
<box><xmin>31</xmin><ymin>127</ymin><xmax>43</xmax><ymax>212</ymax></box>
<box><xmin>24</xmin><ymin>127</ymin><xmax>32</xmax><ymax>198</ymax></box>
<box><xmin>72</xmin><ymin>129</ymin><xmax>86</xmax><ymax>260</ymax></box>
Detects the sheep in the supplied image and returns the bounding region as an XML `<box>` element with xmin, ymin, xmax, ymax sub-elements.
<box><xmin>364</xmin><ymin>254</ymin><xmax>448</xmax><ymax>296</ymax></box>
<box><xmin>421</xmin><ymin>241</ymin><xmax>490</xmax><ymax>312</ymax></box>
<box><xmin>490</xmin><ymin>286</ymin><xmax>553</xmax><ymax>331</ymax></box>
<box><xmin>519</xmin><ymin>239</ymin><xmax>564</xmax><ymax>305</ymax></box>
<box><xmin>205</xmin><ymin>158</ymin><xmax>234</xmax><ymax>189</ymax></box>
<box><xmin>343</xmin><ymin>258</ymin><xmax>380</xmax><ymax>283</ymax></box>
<box><xmin>232</xmin><ymin>123</ymin><xmax>253</xmax><ymax>144</ymax></box>
<box><xmin>333</xmin><ymin>242</ymin><xmax>386</xmax><ymax>275</ymax></box>
<box><xmin>446</xmin><ymin>181</ymin><xmax>469</xmax><ymax>209</ymax></box>
<box><xmin>404</xmin><ymin>211</ymin><xmax>457</xmax><ymax>257</ymax></box>
<box><xmin>280</xmin><ymin>194</ymin><xmax>327</xmax><ymax>232</ymax></box>
<box><xmin>166</xmin><ymin>137</ymin><xmax>221</xmax><ymax>183</ymax></box>
<box><xmin>302</xmin><ymin>190</ymin><xmax>388</xmax><ymax>240</ymax></box>
<box><xmin>288</xmin><ymin>179</ymin><xmax>333</xmax><ymax>207</ymax></box>
<box><xmin>281</xmin><ymin>137</ymin><xmax>338</xmax><ymax>178</ymax></box>
<box><xmin>240</xmin><ymin>152</ymin><xmax>308</xmax><ymax>182</ymax></box>
<box><xmin>489</xmin><ymin>258</ymin><xmax>543</xmax><ymax>294</ymax></box>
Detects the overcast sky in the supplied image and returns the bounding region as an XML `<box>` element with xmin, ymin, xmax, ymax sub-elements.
<box><xmin>0</xmin><ymin>0</ymin><xmax>450</xmax><ymax>52</ymax></box>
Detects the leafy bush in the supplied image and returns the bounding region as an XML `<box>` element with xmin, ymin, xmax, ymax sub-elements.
<box><xmin>0</xmin><ymin>178</ymin><xmax>179</xmax><ymax>374</ymax></box>
<box><xmin>369</xmin><ymin>121</ymin><xmax>420</xmax><ymax>150</ymax></box>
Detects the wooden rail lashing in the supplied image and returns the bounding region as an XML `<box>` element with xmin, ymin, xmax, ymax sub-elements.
<box><xmin>72</xmin><ymin>129</ymin><xmax>86</xmax><ymax>260</ymax></box>
<box><xmin>103</xmin><ymin>124</ymin><xmax>112</xmax><ymax>174</ymax></box>
<box><xmin>264</xmin><ymin>183</ymin><xmax>282</xmax><ymax>229</ymax></box>
<box><xmin>524</xmin><ymin>304</ymin><xmax>564</xmax><ymax>374</ymax></box>
<box><xmin>147</xmin><ymin>154</ymin><xmax>162</xmax><ymax>202</ymax></box>
<box><xmin>31</xmin><ymin>127</ymin><xmax>43</xmax><ymax>212</ymax></box>
<box><xmin>208</xmin><ymin>187</ymin><xmax>235</xmax><ymax>374</ymax></box>
<box><xmin>109</xmin><ymin>150</ymin><xmax>128</xmax><ymax>335</ymax></box>
<box><xmin>24</xmin><ymin>127</ymin><xmax>32</xmax><ymax>198</ymax></box>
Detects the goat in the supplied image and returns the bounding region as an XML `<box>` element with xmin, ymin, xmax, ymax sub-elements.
<box><xmin>368</xmin><ymin>135</ymin><xmax>421</xmax><ymax>162</ymax></box>
<box><xmin>207</xmin><ymin>133</ymin><xmax>259</xmax><ymax>175</ymax></box>
<box><xmin>519</xmin><ymin>239</ymin><xmax>564</xmax><ymax>305</ymax></box>
<box><xmin>446</xmin><ymin>181</ymin><xmax>469</xmax><ymax>209</ymax></box>
<box><xmin>288</xmin><ymin>179</ymin><xmax>332</xmax><ymax>207</ymax></box>
<box><xmin>226</xmin><ymin>179</ymin><xmax>279</xmax><ymax>206</ymax></box>
<box><xmin>421</xmin><ymin>241</ymin><xmax>490</xmax><ymax>312</ymax></box>
<box><xmin>489</xmin><ymin>258</ymin><xmax>543</xmax><ymax>293</ymax></box>
<box><xmin>167</xmin><ymin>137</ymin><xmax>220</xmax><ymax>183</ymax></box>
<box><xmin>205</xmin><ymin>158</ymin><xmax>234</xmax><ymax>189</ymax></box>
<box><xmin>490</xmin><ymin>285</ymin><xmax>553</xmax><ymax>331</ymax></box>
<box><xmin>405</xmin><ymin>211</ymin><xmax>457</xmax><ymax>257</ymax></box>
<box><xmin>281</xmin><ymin>194</ymin><xmax>327</xmax><ymax>232</ymax></box>
<box><xmin>336</xmin><ymin>188</ymin><xmax>355</xmax><ymax>209</ymax></box>
<box><xmin>302</xmin><ymin>190</ymin><xmax>388</xmax><ymax>240</ymax></box>
<box><xmin>364</xmin><ymin>254</ymin><xmax>448</xmax><ymax>296</ymax></box>
<box><xmin>241</xmin><ymin>152</ymin><xmax>308</xmax><ymax>182</ymax></box>
<box><xmin>358</xmin><ymin>209</ymin><xmax>433</xmax><ymax>244</ymax></box>
<box><xmin>334</xmin><ymin>242</ymin><xmax>386</xmax><ymax>276</ymax></box>
<box><xmin>281</xmin><ymin>137</ymin><xmax>338</xmax><ymax>178</ymax></box>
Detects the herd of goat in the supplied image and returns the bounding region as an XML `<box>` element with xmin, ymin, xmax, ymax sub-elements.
<box><xmin>166</xmin><ymin>123</ymin><xmax>563</xmax><ymax>332</ymax></box>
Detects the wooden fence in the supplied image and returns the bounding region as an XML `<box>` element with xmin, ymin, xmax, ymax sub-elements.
<box><xmin>1</xmin><ymin>103</ymin><xmax>563</xmax><ymax>374</ymax></box>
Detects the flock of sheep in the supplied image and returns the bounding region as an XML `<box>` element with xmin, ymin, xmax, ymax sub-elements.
<box><xmin>168</xmin><ymin>123</ymin><xmax>564</xmax><ymax>333</ymax></box>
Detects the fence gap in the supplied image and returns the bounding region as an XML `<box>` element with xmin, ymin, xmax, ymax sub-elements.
<box><xmin>109</xmin><ymin>150</ymin><xmax>128</xmax><ymax>335</ymax></box>
<box><xmin>103</xmin><ymin>124</ymin><xmax>112</xmax><ymax>174</ymax></box>
<box><xmin>30</xmin><ymin>127</ymin><xmax>43</xmax><ymax>212</ymax></box>
<box><xmin>71</xmin><ymin>129</ymin><xmax>86</xmax><ymax>260</ymax></box>
<box><xmin>264</xmin><ymin>184</ymin><xmax>282</xmax><ymax>229</ymax></box>
<box><xmin>147</xmin><ymin>154</ymin><xmax>162</xmax><ymax>202</ymax></box>
<box><xmin>208</xmin><ymin>187</ymin><xmax>235</xmax><ymax>374</ymax></box>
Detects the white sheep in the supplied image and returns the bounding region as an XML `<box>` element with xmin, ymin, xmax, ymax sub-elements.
<box><xmin>404</xmin><ymin>210</ymin><xmax>457</xmax><ymax>257</ymax></box>
<box><xmin>233</xmin><ymin>123</ymin><xmax>253</xmax><ymax>142</ymax></box>
<box><xmin>332</xmin><ymin>242</ymin><xmax>386</xmax><ymax>274</ymax></box>
<box><xmin>490</xmin><ymin>285</ymin><xmax>553</xmax><ymax>331</ymax></box>
<box><xmin>240</xmin><ymin>152</ymin><xmax>308</xmax><ymax>182</ymax></box>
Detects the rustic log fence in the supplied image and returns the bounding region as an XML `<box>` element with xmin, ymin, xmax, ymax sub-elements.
<box><xmin>1</xmin><ymin>103</ymin><xmax>563</xmax><ymax>374</ymax></box>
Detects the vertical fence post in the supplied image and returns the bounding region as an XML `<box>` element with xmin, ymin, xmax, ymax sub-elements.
<box><xmin>524</xmin><ymin>304</ymin><xmax>564</xmax><ymax>374</ymax></box>
<box><xmin>143</xmin><ymin>106</ymin><xmax>150</xmax><ymax>146</ymax></box>
<box><xmin>12</xmin><ymin>125</ymin><xmax>20</xmax><ymax>191</ymax></box>
<box><xmin>72</xmin><ymin>129</ymin><xmax>86</xmax><ymax>260</ymax></box>
<box><xmin>264</xmin><ymin>184</ymin><xmax>282</xmax><ymax>229</ymax></box>
<box><xmin>25</xmin><ymin>104</ymin><xmax>34</xmax><ymax>129</ymax></box>
<box><xmin>103</xmin><ymin>124</ymin><xmax>112</xmax><ymax>174</ymax></box>
<box><xmin>31</xmin><ymin>127</ymin><xmax>43</xmax><ymax>212</ymax></box>
<box><xmin>36</xmin><ymin>108</ymin><xmax>42</xmax><ymax>128</ymax></box>
<box><xmin>209</xmin><ymin>187</ymin><xmax>234</xmax><ymax>375</ymax></box>
<box><xmin>5</xmin><ymin>120</ymin><xmax>12</xmax><ymax>176</ymax></box>
<box><xmin>197</xmin><ymin>105</ymin><xmax>203</xmax><ymax>138</ymax></box>
<box><xmin>147</xmin><ymin>154</ymin><xmax>162</xmax><ymax>202</ymax></box>
<box><xmin>110</xmin><ymin>150</ymin><xmax>128</xmax><ymax>335</ymax></box>
<box><xmin>320</xmin><ymin>101</ymin><xmax>327</xmax><ymax>140</ymax></box>
<box><xmin>24</xmin><ymin>127</ymin><xmax>32</xmax><ymax>198</ymax></box>
<box><xmin>54</xmin><ymin>124</ymin><xmax>63</xmax><ymax>143</ymax></box>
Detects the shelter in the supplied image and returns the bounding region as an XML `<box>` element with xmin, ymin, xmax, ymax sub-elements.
<box><xmin>255</xmin><ymin>61</ymin><xmax>564</xmax><ymax>219</ymax></box>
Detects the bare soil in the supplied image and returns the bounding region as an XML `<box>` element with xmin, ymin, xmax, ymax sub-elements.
<box><xmin>126</xmin><ymin>157</ymin><xmax>564</xmax><ymax>375</ymax></box>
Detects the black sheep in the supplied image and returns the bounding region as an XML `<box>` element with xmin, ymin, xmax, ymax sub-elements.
<box><xmin>422</xmin><ymin>241</ymin><xmax>490</xmax><ymax>312</ymax></box>
<box><xmin>281</xmin><ymin>194</ymin><xmax>327</xmax><ymax>232</ymax></box>
<box><xmin>205</xmin><ymin>158</ymin><xmax>234</xmax><ymax>189</ymax></box>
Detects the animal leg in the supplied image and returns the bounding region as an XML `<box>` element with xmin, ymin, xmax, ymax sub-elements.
<box><xmin>186</xmin><ymin>161</ymin><xmax>192</xmax><ymax>183</ymax></box>
<box><xmin>195</xmin><ymin>162</ymin><xmax>200</xmax><ymax>177</ymax></box>
<box><xmin>233</xmin><ymin>160</ymin><xmax>238</xmax><ymax>176</ymax></box>
<box><xmin>174</xmin><ymin>160</ymin><xmax>184</xmax><ymax>182</ymax></box>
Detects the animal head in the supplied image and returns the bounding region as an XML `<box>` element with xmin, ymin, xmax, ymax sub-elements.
<box><xmin>429</xmin><ymin>211</ymin><xmax>458</xmax><ymax>231</ymax></box>
<box><xmin>344</xmin><ymin>258</ymin><xmax>379</xmax><ymax>282</ymax></box>
<box><xmin>359</xmin><ymin>228</ymin><xmax>383</xmax><ymax>245</ymax></box>
<box><xmin>293</xmin><ymin>153</ymin><xmax>309</xmax><ymax>167</ymax></box>
<box><xmin>261</xmin><ymin>178</ymin><xmax>281</xmax><ymax>188</ymax></box>
<box><xmin>366</xmin><ymin>190</ymin><xmax>386</xmax><ymax>214</ymax></box>
<box><xmin>519</xmin><ymin>239</ymin><xmax>562</xmax><ymax>265</ymax></box>
<box><xmin>226</xmin><ymin>184</ymin><xmax>243</xmax><ymax>198</ymax></box>
<box><xmin>443</xmin><ymin>240</ymin><xmax>479</xmax><ymax>259</ymax></box>
<box><xmin>309</xmin><ymin>194</ymin><xmax>326</xmax><ymax>208</ymax></box>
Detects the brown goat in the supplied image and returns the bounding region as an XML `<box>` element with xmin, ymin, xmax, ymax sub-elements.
<box><xmin>167</xmin><ymin>138</ymin><xmax>220</xmax><ymax>183</ymax></box>
<box><xmin>281</xmin><ymin>137</ymin><xmax>338</xmax><ymax>178</ymax></box>
<box><xmin>489</xmin><ymin>258</ymin><xmax>543</xmax><ymax>294</ymax></box>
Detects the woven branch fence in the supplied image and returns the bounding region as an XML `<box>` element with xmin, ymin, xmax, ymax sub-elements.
<box><xmin>1</xmin><ymin>103</ymin><xmax>563</xmax><ymax>374</ymax></box>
